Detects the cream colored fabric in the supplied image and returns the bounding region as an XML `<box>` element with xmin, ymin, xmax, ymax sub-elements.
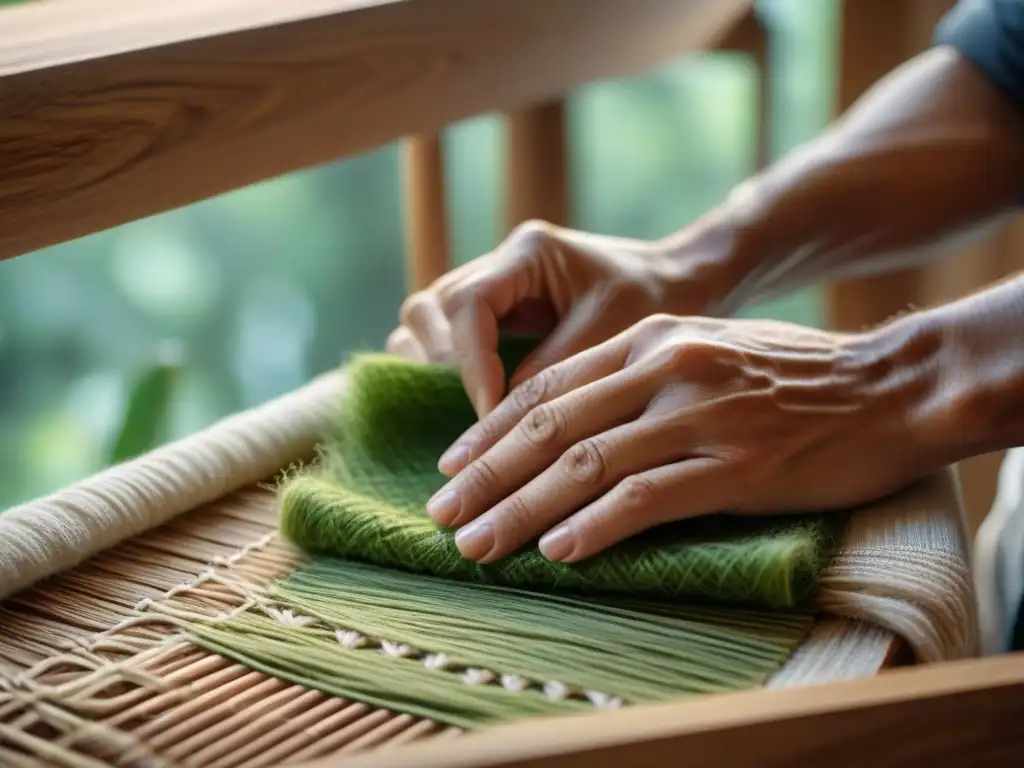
<box><xmin>0</xmin><ymin>371</ymin><xmax>345</xmax><ymax>602</ymax></box>
<box><xmin>817</xmin><ymin>469</ymin><xmax>977</xmax><ymax>662</ymax></box>
<box><xmin>0</xmin><ymin>370</ymin><xmax>976</xmax><ymax>665</ymax></box>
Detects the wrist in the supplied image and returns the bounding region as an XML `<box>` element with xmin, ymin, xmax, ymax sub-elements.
<box><xmin>855</xmin><ymin>300</ymin><xmax>1023</xmax><ymax>470</ymax></box>
<box><xmin>654</xmin><ymin>187</ymin><xmax>768</xmax><ymax>317</ymax></box>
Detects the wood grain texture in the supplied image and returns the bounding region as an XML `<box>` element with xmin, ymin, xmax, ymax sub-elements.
<box><xmin>0</xmin><ymin>0</ymin><xmax>750</xmax><ymax>261</ymax></box>
<box><xmin>302</xmin><ymin>653</ymin><xmax>1024</xmax><ymax>768</ymax></box>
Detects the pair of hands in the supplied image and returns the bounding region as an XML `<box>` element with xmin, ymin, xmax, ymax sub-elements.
<box><xmin>388</xmin><ymin>222</ymin><xmax>935</xmax><ymax>564</ymax></box>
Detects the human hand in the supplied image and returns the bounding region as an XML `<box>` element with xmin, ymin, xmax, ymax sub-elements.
<box><xmin>386</xmin><ymin>220</ymin><xmax>719</xmax><ymax>421</ymax></box>
<box><xmin>424</xmin><ymin>313</ymin><xmax>940</xmax><ymax>564</ymax></box>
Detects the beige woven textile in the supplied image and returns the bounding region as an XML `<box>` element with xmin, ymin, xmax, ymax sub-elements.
<box><xmin>0</xmin><ymin>370</ymin><xmax>978</xmax><ymax>766</ymax></box>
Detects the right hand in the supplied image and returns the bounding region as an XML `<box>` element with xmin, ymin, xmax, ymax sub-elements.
<box><xmin>386</xmin><ymin>219</ymin><xmax>720</xmax><ymax>423</ymax></box>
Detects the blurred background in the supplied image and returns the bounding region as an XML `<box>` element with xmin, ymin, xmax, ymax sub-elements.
<box><xmin>0</xmin><ymin>0</ymin><xmax>836</xmax><ymax>508</ymax></box>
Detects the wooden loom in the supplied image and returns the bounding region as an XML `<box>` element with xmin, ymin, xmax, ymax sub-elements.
<box><xmin>1</xmin><ymin>0</ymin><xmax>1022</xmax><ymax>765</ymax></box>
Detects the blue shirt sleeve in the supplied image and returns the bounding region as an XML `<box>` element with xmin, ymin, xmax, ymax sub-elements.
<box><xmin>934</xmin><ymin>0</ymin><xmax>1024</xmax><ymax>109</ymax></box>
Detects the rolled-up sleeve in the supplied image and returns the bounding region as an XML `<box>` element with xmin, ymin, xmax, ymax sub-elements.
<box><xmin>935</xmin><ymin>0</ymin><xmax>1024</xmax><ymax>108</ymax></box>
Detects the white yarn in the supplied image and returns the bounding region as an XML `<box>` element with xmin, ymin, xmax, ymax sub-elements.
<box><xmin>816</xmin><ymin>468</ymin><xmax>978</xmax><ymax>663</ymax></box>
<box><xmin>0</xmin><ymin>371</ymin><xmax>346</xmax><ymax>601</ymax></box>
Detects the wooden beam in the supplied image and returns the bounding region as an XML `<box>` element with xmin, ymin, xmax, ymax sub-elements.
<box><xmin>0</xmin><ymin>0</ymin><xmax>750</xmax><ymax>262</ymax></box>
<box><xmin>302</xmin><ymin>653</ymin><xmax>1024</xmax><ymax>767</ymax></box>
<box><xmin>401</xmin><ymin>134</ymin><xmax>450</xmax><ymax>293</ymax></box>
<box><xmin>504</xmin><ymin>100</ymin><xmax>569</xmax><ymax>232</ymax></box>
<box><xmin>827</xmin><ymin>0</ymin><xmax>923</xmax><ymax>331</ymax></box>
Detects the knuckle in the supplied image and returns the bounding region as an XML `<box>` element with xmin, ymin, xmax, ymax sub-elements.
<box><xmin>437</xmin><ymin>283</ymin><xmax>470</xmax><ymax>317</ymax></box>
<box><xmin>561</xmin><ymin>439</ymin><xmax>607</xmax><ymax>487</ymax></box>
<box><xmin>615</xmin><ymin>475</ymin><xmax>658</xmax><ymax>514</ymax></box>
<box><xmin>509</xmin><ymin>219</ymin><xmax>555</xmax><ymax>251</ymax></box>
<box><xmin>511</xmin><ymin>370</ymin><xmax>552</xmax><ymax>412</ymax></box>
<box><xmin>500</xmin><ymin>494</ymin><xmax>535</xmax><ymax>532</ymax></box>
<box><xmin>399</xmin><ymin>291</ymin><xmax>432</xmax><ymax>325</ymax></box>
<box><xmin>519</xmin><ymin>404</ymin><xmax>566</xmax><ymax>449</ymax></box>
<box><xmin>464</xmin><ymin>457</ymin><xmax>502</xmax><ymax>497</ymax></box>
<box><xmin>653</xmin><ymin>342</ymin><xmax>694</xmax><ymax>375</ymax></box>
<box><xmin>636</xmin><ymin>312</ymin><xmax>677</xmax><ymax>336</ymax></box>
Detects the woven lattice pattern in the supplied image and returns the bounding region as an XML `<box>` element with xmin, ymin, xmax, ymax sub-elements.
<box><xmin>280</xmin><ymin>349</ymin><xmax>839</xmax><ymax>609</ymax></box>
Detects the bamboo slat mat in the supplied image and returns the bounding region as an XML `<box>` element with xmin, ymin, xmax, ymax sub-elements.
<box><xmin>0</xmin><ymin>488</ymin><xmax>463</xmax><ymax>767</ymax></box>
<box><xmin>0</xmin><ymin>484</ymin><xmax>897</xmax><ymax>767</ymax></box>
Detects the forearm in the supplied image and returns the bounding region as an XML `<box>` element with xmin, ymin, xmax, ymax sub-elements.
<box><xmin>876</xmin><ymin>272</ymin><xmax>1024</xmax><ymax>464</ymax></box>
<box><xmin>665</xmin><ymin>47</ymin><xmax>1024</xmax><ymax>315</ymax></box>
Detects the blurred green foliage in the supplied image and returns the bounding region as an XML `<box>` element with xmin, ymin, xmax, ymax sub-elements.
<box><xmin>0</xmin><ymin>0</ymin><xmax>837</xmax><ymax>508</ymax></box>
<box><xmin>107</xmin><ymin>342</ymin><xmax>184</xmax><ymax>464</ymax></box>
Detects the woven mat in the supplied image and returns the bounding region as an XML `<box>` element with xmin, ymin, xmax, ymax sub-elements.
<box><xmin>0</xmin><ymin>370</ymin><xmax>978</xmax><ymax>766</ymax></box>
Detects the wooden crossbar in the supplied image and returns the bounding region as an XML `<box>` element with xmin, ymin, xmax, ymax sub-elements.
<box><xmin>307</xmin><ymin>652</ymin><xmax>1024</xmax><ymax>767</ymax></box>
<box><xmin>0</xmin><ymin>0</ymin><xmax>749</xmax><ymax>263</ymax></box>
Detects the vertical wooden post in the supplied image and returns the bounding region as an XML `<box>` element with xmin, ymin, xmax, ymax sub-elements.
<box><xmin>717</xmin><ymin>8</ymin><xmax>770</xmax><ymax>170</ymax></box>
<box><xmin>504</xmin><ymin>99</ymin><xmax>569</xmax><ymax>232</ymax></box>
<box><xmin>827</xmin><ymin>0</ymin><xmax>923</xmax><ymax>332</ymax></box>
<box><xmin>401</xmin><ymin>134</ymin><xmax>451</xmax><ymax>293</ymax></box>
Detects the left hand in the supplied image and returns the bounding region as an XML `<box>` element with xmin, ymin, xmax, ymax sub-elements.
<box><xmin>425</xmin><ymin>313</ymin><xmax>940</xmax><ymax>564</ymax></box>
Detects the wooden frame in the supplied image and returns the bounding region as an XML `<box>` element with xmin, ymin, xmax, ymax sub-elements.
<box><xmin>2</xmin><ymin>0</ymin><xmax>1020</xmax><ymax>764</ymax></box>
<box><xmin>307</xmin><ymin>653</ymin><xmax>1024</xmax><ymax>767</ymax></box>
<box><xmin>0</xmin><ymin>0</ymin><xmax>748</xmax><ymax>263</ymax></box>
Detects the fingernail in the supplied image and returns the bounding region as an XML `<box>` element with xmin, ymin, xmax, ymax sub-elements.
<box><xmin>438</xmin><ymin>444</ymin><xmax>470</xmax><ymax>476</ymax></box>
<box><xmin>426</xmin><ymin>487</ymin><xmax>460</xmax><ymax>527</ymax></box>
<box><xmin>455</xmin><ymin>521</ymin><xmax>494</xmax><ymax>561</ymax></box>
<box><xmin>539</xmin><ymin>526</ymin><xmax>576</xmax><ymax>562</ymax></box>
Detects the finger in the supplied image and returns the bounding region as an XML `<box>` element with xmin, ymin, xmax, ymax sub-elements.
<box><xmin>508</xmin><ymin>296</ymin><xmax>622</xmax><ymax>390</ymax></box>
<box><xmin>537</xmin><ymin>458</ymin><xmax>728</xmax><ymax>563</ymax></box>
<box><xmin>385</xmin><ymin>327</ymin><xmax>427</xmax><ymax>361</ymax></box>
<box><xmin>436</xmin><ymin>337</ymin><xmax>631</xmax><ymax>476</ymax></box>
<box><xmin>399</xmin><ymin>292</ymin><xmax>455</xmax><ymax>364</ymax></box>
<box><xmin>433</xmin><ymin>364</ymin><xmax>660</xmax><ymax>532</ymax></box>
<box><xmin>447</xmin><ymin>292</ymin><xmax>506</xmax><ymax>418</ymax></box>
<box><xmin>442</xmin><ymin>266</ymin><xmax>547</xmax><ymax>418</ymax></box>
<box><xmin>439</xmin><ymin>233</ymin><xmax>558</xmax><ymax>418</ymax></box>
<box><xmin>451</xmin><ymin>413</ymin><xmax>691</xmax><ymax>563</ymax></box>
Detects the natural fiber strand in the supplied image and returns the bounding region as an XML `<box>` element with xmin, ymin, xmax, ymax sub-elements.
<box><xmin>0</xmin><ymin>482</ymin><xmax>891</xmax><ymax>766</ymax></box>
<box><xmin>185</xmin><ymin>558</ymin><xmax>813</xmax><ymax>729</ymax></box>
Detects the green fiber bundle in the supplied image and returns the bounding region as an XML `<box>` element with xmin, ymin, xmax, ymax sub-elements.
<box><xmin>280</xmin><ymin>340</ymin><xmax>839</xmax><ymax>609</ymax></box>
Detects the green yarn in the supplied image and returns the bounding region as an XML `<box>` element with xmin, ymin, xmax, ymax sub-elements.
<box><xmin>186</xmin><ymin>558</ymin><xmax>813</xmax><ymax>729</ymax></box>
<box><xmin>280</xmin><ymin>340</ymin><xmax>840</xmax><ymax>609</ymax></box>
<box><xmin>180</xmin><ymin>338</ymin><xmax>837</xmax><ymax>728</ymax></box>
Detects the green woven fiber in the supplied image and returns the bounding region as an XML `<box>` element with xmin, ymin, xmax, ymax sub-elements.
<box><xmin>186</xmin><ymin>557</ymin><xmax>814</xmax><ymax>729</ymax></box>
<box><xmin>182</xmin><ymin>338</ymin><xmax>837</xmax><ymax>728</ymax></box>
<box><xmin>280</xmin><ymin>339</ymin><xmax>840</xmax><ymax>610</ymax></box>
